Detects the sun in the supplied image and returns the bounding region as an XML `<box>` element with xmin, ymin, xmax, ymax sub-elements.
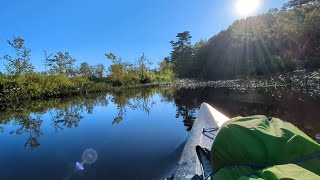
<box><xmin>235</xmin><ymin>0</ymin><xmax>261</xmax><ymax>16</ymax></box>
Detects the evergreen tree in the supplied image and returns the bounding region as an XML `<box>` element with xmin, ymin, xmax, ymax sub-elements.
<box><xmin>170</xmin><ymin>31</ymin><xmax>194</xmax><ymax>78</ymax></box>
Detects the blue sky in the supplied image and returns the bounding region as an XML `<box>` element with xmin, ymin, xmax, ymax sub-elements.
<box><xmin>0</xmin><ymin>0</ymin><xmax>287</xmax><ymax>71</ymax></box>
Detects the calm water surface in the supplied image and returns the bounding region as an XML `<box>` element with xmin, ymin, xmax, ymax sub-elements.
<box><xmin>0</xmin><ymin>86</ymin><xmax>320</xmax><ymax>180</ymax></box>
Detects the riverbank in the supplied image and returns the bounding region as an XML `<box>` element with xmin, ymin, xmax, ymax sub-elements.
<box><xmin>2</xmin><ymin>81</ymin><xmax>320</xmax><ymax>151</ymax></box>
<box><xmin>168</xmin><ymin>70</ymin><xmax>320</xmax><ymax>99</ymax></box>
<box><xmin>1</xmin><ymin>69</ymin><xmax>319</xmax><ymax>105</ymax></box>
<box><xmin>0</xmin><ymin>74</ymin><xmax>175</xmax><ymax>104</ymax></box>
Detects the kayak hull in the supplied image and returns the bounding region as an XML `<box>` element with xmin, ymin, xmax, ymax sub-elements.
<box><xmin>173</xmin><ymin>103</ymin><xmax>229</xmax><ymax>179</ymax></box>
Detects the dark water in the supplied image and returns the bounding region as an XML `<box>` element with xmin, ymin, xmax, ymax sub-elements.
<box><xmin>0</xmin><ymin>86</ymin><xmax>320</xmax><ymax>180</ymax></box>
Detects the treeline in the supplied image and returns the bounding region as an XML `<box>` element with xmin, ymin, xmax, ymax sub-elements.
<box><xmin>169</xmin><ymin>0</ymin><xmax>320</xmax><ymax>80</ymax></box>
<box><xmin>105</xmin><ymin>52</ymin><xmax>174</xmax><ymax>86</ymax></box>
<box><xmin>0</xmin><ymin>37</ymin><xmax>174</xmax><ymax>102</ymax></box>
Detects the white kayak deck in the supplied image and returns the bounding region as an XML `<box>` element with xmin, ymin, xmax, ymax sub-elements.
<box><xmin>174</xmin><ymin>103</ymin><xmax>229</xmax><ymax>179</ymax></box>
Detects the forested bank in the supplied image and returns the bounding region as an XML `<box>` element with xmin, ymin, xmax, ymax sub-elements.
<box><xmin>0</xmin><ymin>37</ymin><xmax>174</xmax><ymax>103</ymax></box>
<box><xmin>1</xmin><ymin>0</ymin><xmax>319</xmax><ymax>103</ymax></box>
<box><xmin>168</xmin><ymin>0</ymin><xmax>320</xmax><ymax>80</ymax></box>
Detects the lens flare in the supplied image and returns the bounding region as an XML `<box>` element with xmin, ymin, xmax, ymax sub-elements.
<box><xmin>75</xmin><ymin>162</ymin><xmax>84</xmax><ymax>171</ymax></box>
<box><xmin>82</xmin><ymin>148</ymin><xmax>98</xmax><ymax>164</ymax></box>
<box><xmin>75</xmin><ymin>148</ymin><xmax>98</xmax><ymax>171</ymax></box>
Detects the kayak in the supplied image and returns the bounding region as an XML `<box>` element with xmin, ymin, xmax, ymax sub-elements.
<box><xmin>173</xmin><ymin>103</ymin><xmax>229</xmax><ymax>179</ymax></box>
<box><xmin>171</xmin><ymin>103</ymin><xmax>320</xmax><ymax>180</ymax></box>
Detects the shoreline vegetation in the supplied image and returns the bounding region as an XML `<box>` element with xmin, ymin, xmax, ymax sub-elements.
<box><xmin>0</xmin><ymin>40</ymin><xmax>175</xmax><ymax>104</ymax></box>
<box><xmin>1</xmin><ymin>0</ymin><xmax>319</xmax><ymax>104</ymax></box>
<box><xmin>1</xmin><ymin>69</ymin><xmax>319</xmax><ymax>107</ymax></box>
<box><xmin>1</xmin><ymin>78</ymin><xmax>320</xmax><ymax>150</ymax></box>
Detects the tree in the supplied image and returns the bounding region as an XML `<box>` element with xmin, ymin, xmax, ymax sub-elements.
<box><xmin>105</xmin><ymin>53</ymin><xmax>120</xmax><ymax>64</ymax></box>
<box><xmin>283</xmin><ymin>0</ymin><xmax>317</xmax><ymax>9</ymax></box>
<box><xmin>159</xmin><ymin>57</ymin><xmax>173</xmax><ymax>70</ymax></box>
<box><xmin>157</xmin><ymin>57</ymin><xmax>174</xmax><ymax>80</ymax></box>
<box><xmin>105</xmin><ymin>52</ymin><xmax>127</xmax><ymax>85</ymax></box>
<box><xmin>137</xmin><ymin>53</ymin><xmax>150</xmax><ymax>83</ymax></box>
<box><xmin>268</xmin><ymin>8</ymin><xmax>279</xmax><ymax>17</ymax></box>
<box><xmin>193</xmin><ymin>39</ymin><xmax>207</xmax><ymax>52</ymax></box>
<box><xmin>3</xmin><ymin>37</ymin><xmax>34</xmax><ymax>76</ymax></box>
<box><xmin>273</xmin><ymin>2</ymin><xmax>319</xmax><ymax>59</ymax></box>
<box><xmin>178</xmin><ymin>1</ymin><xmax>320</xmax><ymax>80</ymax></box>
<box><xmin>93</xmin><ymin>64</ymin><xmax>105</xmax><ymax>78</ymax></box>
<box><xmin>79</xmin><ymin>62</ymin><xmax>92</xmax><ymax>77</ymax></box>
<box><xmin>170</xmin><ymin>31</ymin><xmax>194</xmax><ymax>78</ymax></box>
<box><xmin>44</xmin><ymin>51</ymin><xmax>76</xmax><ymax>77</ymax></box>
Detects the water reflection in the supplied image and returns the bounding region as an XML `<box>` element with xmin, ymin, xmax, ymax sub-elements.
<box><xmin>10</xmin><ymin>115</ymin><xmax>43</xmax><ymax>149</ymax></box>
<box><xmin>1</xmin><ymin>85</ymin><xmax>320</xmax><ymax>151</ymax></box>
<box><xmin>0</xmin><ymin>95</ymin><xmax>105</xmax><ymax>150</ymax></box>
<box><xmin>51</xmin><ymin>106</ymin><xmax>84</xmax><ymax>130</ymax></box>
<box><xmin>0</xmin><ymin>88</ymin><xmax>175</xmax><ymax>150</ymax></box>
<box><xmin>170</xmin><ymin>86</ymin><xmax>320</xmax><ymax>138</ymax></box>
<box><xmin>110</xmin><ymin>89</ymin><xmax>156</xmax><ymax>124</ymax></box>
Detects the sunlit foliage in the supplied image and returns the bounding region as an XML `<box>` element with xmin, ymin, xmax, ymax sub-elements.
<box><xmin>44</xmin><ymin>51</ymin><xmax>77</xmax><ymax>77</ymax></box>
<box><xmin>105</xmin><ymin>52</ymin><xmax>174</xmax><ymax>86</ymax></box>
<box><xmin>170</xmin><ymin>1</ymin><xmax>320</xmax><ymax>80</ymax></box>
<box><xmin>3</xmin><ymin>37</ymin><xmax>34</xmax><ymax>76</ymax></box>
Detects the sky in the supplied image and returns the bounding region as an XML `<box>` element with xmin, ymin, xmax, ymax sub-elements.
<box><xmin>0</xmin><ymin>0</ymin><xmax>287</xmax><ymax>71</ymax></box>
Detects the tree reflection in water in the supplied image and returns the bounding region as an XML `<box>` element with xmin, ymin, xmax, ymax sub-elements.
<box><xmin>110</xmin><ymin>89</ymin><xmax>156</xmax><ymax>124</ymax></box>
<box><xmin>1</xmin><ymin>84</ymin><xmax>320</xmax><ymax>150</ymax></box>
<box><xmin>9</xmin><ymin>115</ymin><xmax>43</xmax><ymax>149</ymax></box>
<box><xmin>0</xmin><ymin>94</ymin><xmax>109</xmax><ymax>150</ymax></box>
<box><xmin>169</xmin><ymin>86</ymin><xmax>320</xmax><ymax>138</ymax></box>
<box><xmin>51</xmin><ymin>106</ymin><xmax>84</xmax><ymax>131</ymax></box>
<box><xmin>0</xmin><ymin>89</ymin><xmax>162</xmax><ymax>150</ymax></box>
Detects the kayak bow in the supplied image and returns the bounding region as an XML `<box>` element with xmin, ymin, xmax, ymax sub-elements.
<box><xmin>173</xmin><ymin>103</ymin><xmax>229</xmax><ymax>180</ymax></box>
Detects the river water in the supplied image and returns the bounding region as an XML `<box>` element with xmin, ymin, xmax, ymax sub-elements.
<box><xmin>0</xmin><ymin>86</ymin><xmax>319</xmax><ymax>180</ymax></box>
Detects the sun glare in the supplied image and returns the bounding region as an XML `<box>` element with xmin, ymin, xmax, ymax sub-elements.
<box><xmin>235</xmin><ymin>0</ymin><xmax>261</xmax><ymax>16</ymax></box>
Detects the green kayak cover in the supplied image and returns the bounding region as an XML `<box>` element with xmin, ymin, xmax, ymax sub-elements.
<box><xmin>211</xmin><ymin>115</ymin><xmax>320</xmax><ymax>180</ymax></box>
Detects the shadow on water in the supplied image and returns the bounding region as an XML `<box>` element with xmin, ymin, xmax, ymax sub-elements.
<box><xmin>169</xmin><ymin>86</ymin><xmax>320</xmax><ymax>138</ymax></box>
